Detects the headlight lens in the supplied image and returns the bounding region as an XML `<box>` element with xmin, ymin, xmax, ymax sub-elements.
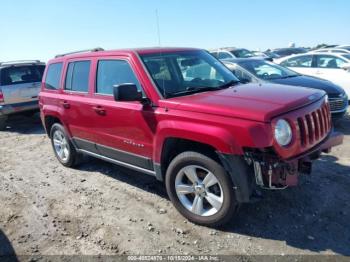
<box><xmin>274</xmin><ymin>119</ymin><xmax>292</xmax><ymax>146</ymax></box>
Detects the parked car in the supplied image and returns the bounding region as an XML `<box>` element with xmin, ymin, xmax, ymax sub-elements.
<box><xmin>276</xmin><ymin>52</ymin><xmax>350</xmax><ymax>98</ymax></box>
<box><xmin>40</xmin><ymin>47</ymin><xmax>343</xmax><ymax>226</ymax></box>
<box><xmin>223</xmin><ymin>58</ymin><xmax>348</xmax><ymax>119</ymax></box>
<box><xmin>271</xmin><ymin>47</ymin><xmax>307</xmax><ymax>58</ymax></box>
<box><xmin>0</xmin><ymin>60</ymin><xmax>45</xmax><ymax>129</ymax></box>
<box><xmin>210</xmin><ymin>47</ymin><xmax>271</xmax><ymax>61</ymax></box>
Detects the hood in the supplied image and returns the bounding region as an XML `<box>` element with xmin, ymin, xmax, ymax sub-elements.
<box><xmin>160</xmin><ymin>83</ymin><xmax>325</xmax><ymax>122</ymax></box>
<box><xmin>269</xmin><ymin>75</ymin><xmax>344</xmax><ymax>97</ymax></box>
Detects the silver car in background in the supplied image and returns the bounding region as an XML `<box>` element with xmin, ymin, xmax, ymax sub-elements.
<box><xmin>0</xmin><ymin>60</ymin><xmax>45</xmax><ymax>129</ymax></box>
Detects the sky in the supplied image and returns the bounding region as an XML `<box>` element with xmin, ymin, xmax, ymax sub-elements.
<box><xmin>1</xmin><ymin>0</ymin><xmax>350</xmax><ymax>62</ymax></box>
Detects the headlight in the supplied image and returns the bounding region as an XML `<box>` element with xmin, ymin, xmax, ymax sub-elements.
<box><xmin>274</xmin><ymin>119</ymin><xmax>292</xmax><ymax>146</ymax></box>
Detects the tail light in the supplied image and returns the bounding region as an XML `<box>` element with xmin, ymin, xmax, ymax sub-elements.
<box><xmin>0</xmin><ymin>89</ymin><xmax>4</xmax><ymax>103</ymax></box>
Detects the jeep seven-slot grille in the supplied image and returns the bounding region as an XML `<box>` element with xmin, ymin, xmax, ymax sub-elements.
<box><xmin>297</xmin><ymin>103</ymin><xmax>331</xmax><ymax>147</ymax></box>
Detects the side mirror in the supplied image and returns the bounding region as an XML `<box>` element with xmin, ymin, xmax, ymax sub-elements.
<box><xmin>341</xmin><ymin>63</ymin><xmax>350</xmax><ymax>71</ymax></box>
<box><xmin>113</xmin><ymin>84</ymin><xmax>142</xmax><ymax>102</ymax></box>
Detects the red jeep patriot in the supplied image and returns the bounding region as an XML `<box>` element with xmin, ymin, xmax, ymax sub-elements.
<box><xmin>39</xmin><ymin>47</ymin><xmax>343</xmax><ymax>226</ymax></box>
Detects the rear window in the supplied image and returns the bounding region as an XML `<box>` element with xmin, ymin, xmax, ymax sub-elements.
<box><xmin>1</xmin><ymin>65</ymin><xmax>45</xmax><ymax>86</ymax></box>
<box><xmin>65</xmin><ymin>61</ymin><xmax>91</xmax><ymax>92</ymax></box>
<box><xmin>45</xmin><ymin>63</ymin><xmax>63</xmax><ymax>90</ymax></box>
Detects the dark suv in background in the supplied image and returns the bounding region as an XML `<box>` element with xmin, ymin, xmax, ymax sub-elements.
<box><xmin>0</xmin><ymin>60</ymin><xmax>45</xmax><ymax>129</ymax></box>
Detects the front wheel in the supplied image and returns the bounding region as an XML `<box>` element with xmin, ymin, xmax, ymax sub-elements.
<box><xmin>165</xmin><ymin>151</ymin><xmax>238</xmax><ymax>227</ymax></box>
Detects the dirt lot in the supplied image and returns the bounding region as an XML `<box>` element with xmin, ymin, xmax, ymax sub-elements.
<box><xmin>0</xmin><ymin>112</ymin><xmax>349</xmax><ymax>257</ymax></box>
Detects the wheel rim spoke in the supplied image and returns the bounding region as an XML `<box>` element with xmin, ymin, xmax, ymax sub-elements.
<box><xmin>53</xmin><ymin>130</ymin><xmax>69</xmax><ymax>161</ymax></box>
<box><xmin>205</xmin><ymin>192</ymin><xmax>223</xmax><ymax>211</ymax></box>
<box><xmin>183</xmin><ymin>166</ymin><xmax>199</xmax><ymax>184</ymax></box>
<box><xmin>191</xmin><ymin>195</ymin><xmax>204</xmax><ymax>215</ymax></box>
<box><xmin>202</xmin><ymin>172</ymin><xmax>218</xmax><ymax>188</ymax></box>
<box><xmin>176</xmin><ymin>184</ymin><xmax>194</xmax><ymax>195</ymax></box>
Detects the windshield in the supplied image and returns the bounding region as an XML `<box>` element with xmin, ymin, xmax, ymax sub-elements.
<box><xmin>140</xmin><ymin>50</ymin><xmax>239</xmax><ymax>98</ymax></box>
<box><xmin>239</xmin><ymin>60</ymin><xmax>299</xmax><ymax>80</ymax></box>
<box><xmin>231</xmin><ymin>49</ymin><xmax>254</xmax><ymax>58</ymax></box>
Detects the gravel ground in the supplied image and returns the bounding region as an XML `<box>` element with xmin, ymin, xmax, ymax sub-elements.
<box><xmin>0</xmin><ymin>112</ymin><xmax>349</xmax><ymax>257</ymax></box>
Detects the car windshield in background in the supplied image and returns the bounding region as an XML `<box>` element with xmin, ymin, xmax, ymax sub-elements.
<box><xmin>231</xmin><ymin>49</ymin><xmax>255</xmax><ymax>58</ymax></box>
<box><xmin>239</xmin><ymin>60</ymin><xmax>299</xmax><ymax>80</ymax></box>
<box><xmin>140</xmin><ymin>50</ymin><xmax>239</xmax><ymax>98</ymax></box>
<box><xmin>0</xmin><ymin>65</ymin><xmax>45</xmax><ymax>86</ymax></box>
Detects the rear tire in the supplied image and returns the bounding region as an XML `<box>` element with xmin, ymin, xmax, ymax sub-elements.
<box><xmin>165</xmin><ymin>151</ymin><xmax>238</xmax><ymax>227</ymax></box>
<box><xmin>50</xmin><ymin>123</ymin><xmax>78</xmax><ymax>167</ymax></box>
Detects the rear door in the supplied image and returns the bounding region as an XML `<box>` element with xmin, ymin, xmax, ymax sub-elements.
<box><xmin>59</xmin><ymin>59</ymin><xmax>97</xmax><ymax>147</ymax></box>
<box><xmin>0</xmin><ymin>64</ymin><xmax>44</xmax><ymax>105</ymax></box>
<box><xmin>280</xmin><ymin>55</ymin><xmax>316</xmax><ymax>76</ymax></box>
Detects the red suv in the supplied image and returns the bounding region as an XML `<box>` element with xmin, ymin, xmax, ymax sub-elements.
<box><xmin>39</xmin><ymin>47</ymin><xmax>343</xmax><ymax>226</ymax></box>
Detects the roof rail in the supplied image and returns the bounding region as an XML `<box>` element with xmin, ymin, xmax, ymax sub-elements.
<box><xmin>55</xmin><ymin>47</ymin><xmax>104</xmax><ymax>58</ymax></box>
<box><xmin>0</xmin><ymin>60</ymin><xmax>42</xmax><ymax>66</ymax></box>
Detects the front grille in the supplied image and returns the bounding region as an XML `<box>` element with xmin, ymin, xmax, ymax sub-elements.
<box><xmin>329</xmin><ymin>98</ymin><xmax>347</xmax><ymax>112</ymax></box>
<box><xmin>297</xmin><ymin>103</ymin><xmax>331</xmax><ymax>147</ymax></box>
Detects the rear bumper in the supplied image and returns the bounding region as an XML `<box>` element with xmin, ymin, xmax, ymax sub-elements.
<box><xmin>0</xmin><ymin>101</ymin><xmax>38</xmax><ymax>116</ymax></box>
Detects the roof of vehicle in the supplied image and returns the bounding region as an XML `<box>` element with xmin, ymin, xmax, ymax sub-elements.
<box><xmin>276</xmin><ymin>52</ymin><xmax>350</xmax><ymax>62</ymax></box>
<box><xmin>0</xmin><ymin>60</ymin><xmax>45</xmax><ymax>68</ymax></box>
<box><xmin>51</xmin><ymin>47</ymin><xmax>201</xmax><ymax>61</ymax></box>
<box><xmin>312</xmin><ymin>48</ymin><xmax>350</xmax><ymax>53</ymax></box>
<box><xmin>209</xmin><ymin>47</ymin><xmax>247</xmax><ymax>52</ymax></box>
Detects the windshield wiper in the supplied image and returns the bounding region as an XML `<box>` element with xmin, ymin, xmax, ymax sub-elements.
<box><xmin>278</xmin><ymin>75</ymin><xmax>299</xmax><ymax>79</ymax></box>
<box><xmin>217</xmin><ymin>79</ymin><xmax>241</xmax><ymax>89</ymax></box>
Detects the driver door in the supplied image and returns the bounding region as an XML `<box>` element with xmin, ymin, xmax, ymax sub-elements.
<box><xmin>88</xmin><ymin>57</ymin><xmax>155</xmax><ymax>170</ymax></box>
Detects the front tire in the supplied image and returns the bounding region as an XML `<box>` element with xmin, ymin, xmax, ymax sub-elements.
<box><xmin>165</xmin><ymin>151</ymin><xmax>238</xmax><ymax>227</ymax></box>
<box><xmin>50</xmin><ymin>123</ymin><xmax>78</xmax><ymax>167</ymax></box>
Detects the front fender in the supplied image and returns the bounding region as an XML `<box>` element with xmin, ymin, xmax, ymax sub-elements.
<box><xmin>153</xmin><ymin>120</ymin><xmax>242</xmax><ymax>162</ymax></box>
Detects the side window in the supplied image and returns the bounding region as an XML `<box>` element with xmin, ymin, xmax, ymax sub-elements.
<box><xmin>45</xmin><ymin>63</ymin><xmax>63</xmax><ymax>90</ymax></box>
<box><xmin>315</xmin><ymin>55</ymin><xmax>346</xmax><ymax>69</ymax></box>
<box><xmin>234</xmin><ymin>69</ymin><xmax>252</xmax><ymax>82</ymax></box>
<box><xmin>218</xmin><ymin>52</ymin><xmax>232</xmax><ymax>60</ymax></box>
<box><xmin>96</xmin><ymin>60</ymin><xmax>141</xmax><ymax>95</ymax></box>
<box><xmin>65</xmin><ymin>61</ymin><xmax>91</xmax><ymax>92</ymax></box>
<box><xmin>280</xmin><ymin>55</ymin><xmax>313</xmax><ymax>68</ymax></box>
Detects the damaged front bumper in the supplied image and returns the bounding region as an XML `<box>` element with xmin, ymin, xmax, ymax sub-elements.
<box><xmin>245</xmin><ymin>130</ymin><xmax>344</xmax><ymax>190</ymax></box>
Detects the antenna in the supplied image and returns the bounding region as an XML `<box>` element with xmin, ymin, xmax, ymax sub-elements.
<box><xmin>155</xmin><ymin>9</ymin><xmax>161</xmax><ymax>47</ymax></box>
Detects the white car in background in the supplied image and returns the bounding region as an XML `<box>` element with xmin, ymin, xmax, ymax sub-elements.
<box><xmin>277</xmin><ymin>52</ymin><xmax>350</xmax><ymax>98</ymax></box>
<box><xmin>313</xmin><ymin>48</ymin><xmax>350</xmax><ymax>54</ymax></box>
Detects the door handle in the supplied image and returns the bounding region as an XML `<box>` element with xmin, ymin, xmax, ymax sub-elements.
<box><xmin>60</xmin><ymin>101</ymin><xmax>70</xmax><ymax>109</ymax></box>
<box><xmin>92</xmin><ymin>105</ymin><xmax>106</xmax><ymax>115</ymax></box>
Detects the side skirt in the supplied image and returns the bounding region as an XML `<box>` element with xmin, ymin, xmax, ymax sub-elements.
<box><xmin>77</xmin><ymin>148</ymin><xmax>157</xmax><ymax>177</ymax></box>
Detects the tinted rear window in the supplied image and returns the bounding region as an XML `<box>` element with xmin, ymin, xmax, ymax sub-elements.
<box><xmin>65</xmin><ymin>61</ymin><xmax>90</xmax><ymax>92</ymax></box>
<box><xmin>45</xmin><ymin>63</ymin><xmax>63</xmax><ymax>90</ymax></box>
<box><xmin>1</xmin><ymin>65</ymin><xmax>45</xmax><ymax>86</ymax></box>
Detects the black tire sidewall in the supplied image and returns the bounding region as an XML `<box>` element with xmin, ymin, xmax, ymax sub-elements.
<box><xmin>165</xmin><ymin>152</ymin><xmax>237</xmax><ymax>227</ymax></box>
<box><xmin>50</xmin><ymin>123</ymin><xmax>76</xmax><ymax>167</ymax></box>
